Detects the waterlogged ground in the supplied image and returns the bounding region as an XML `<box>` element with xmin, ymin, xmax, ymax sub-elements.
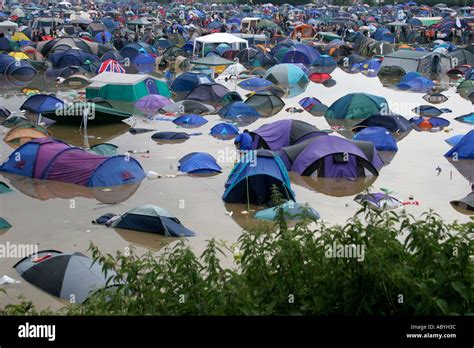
<box><xmin>0</xmin><ymin>69</ymin><xmax>472</xmax><ymax>310</ymax></box>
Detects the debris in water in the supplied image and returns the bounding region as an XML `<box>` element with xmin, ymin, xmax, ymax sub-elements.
<box><xmin>0</xmin><ymin>275</ymin><xmax>20</xmax><ymax>285</ymax></box>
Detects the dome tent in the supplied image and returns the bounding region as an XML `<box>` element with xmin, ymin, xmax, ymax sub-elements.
<box><xmin>223</xmin><ymin>150</ymin><xmax>295</xmax><ymax>205</ymax></box>
<box><xmin>111</xmin><ymin>205</ymin><xmax>195</xmax><ymax>237</ymax></box>
<box><xmin>178</xmin><ymin>152</ymin><xmax>222</xmax><ymax>174</ymax></box>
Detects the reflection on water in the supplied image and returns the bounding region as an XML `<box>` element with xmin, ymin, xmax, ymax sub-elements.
<box><xmin>291</xmin><ymin>172</ymin><xmax>377</xmax><ymax>198</ymax></box>
<box><xmin>224</xmin><ymin>203</ymin><xmax>274</xmax><ymax>231</ymax></box>
<box><xmin>2</xmin><ymin>173</ymin><xmax>141</xmax><ymax>204</ymax></box>
<box><xmin>446</xmin><ymin>159</ymin><xmax>474</xmax><ymax>184</ymax></box>
<box><xmin>113</xmin><ymin>228</ymin><xmax>175</xmax><ymax>252</ymax></box>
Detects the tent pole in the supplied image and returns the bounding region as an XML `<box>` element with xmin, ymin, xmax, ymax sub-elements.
<box><xmin>246</xmin><ymin>175</ymin><xmax>250</xmax><ymax>213</ymax></box>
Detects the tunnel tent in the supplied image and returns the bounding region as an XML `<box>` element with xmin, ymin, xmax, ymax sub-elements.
<box><xmin>0</xmin><ymin>138</ymin><xmax>146</xmax><ymax>187</ymax></box>
<box><xmin>111</xmin><ymin>205</ymin><xmax>196</xmax><ymax>237</ymax></box>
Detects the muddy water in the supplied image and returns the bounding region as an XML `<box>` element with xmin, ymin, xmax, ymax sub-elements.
<box><xmin>0</xmin><ymin>69</ymin><xmax>472</xmax><ymax>310</ymax></box>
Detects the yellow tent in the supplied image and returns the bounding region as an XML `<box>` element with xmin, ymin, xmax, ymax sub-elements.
<box><xmin>11</xmin><ymin>32</ymin><xmax>30</xmax><ymax>42</ymax></box>
<box><xmin>8</xmin><ymin>51</ymin><xmax>30</xmax><ymax>60</ymax></box>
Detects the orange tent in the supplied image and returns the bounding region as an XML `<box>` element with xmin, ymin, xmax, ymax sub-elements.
<box><xmin>290</xmin><ymin>24</ymin><xmax>316</xmax><ymax>40</ymax></box>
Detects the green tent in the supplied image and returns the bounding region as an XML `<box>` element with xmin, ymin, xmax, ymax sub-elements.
<box><xmin>325</xmin><ymin>93</ymin><xmax>389</xmax><ymax>119</ymax></box>
<box><xmin>0</xmin><ymin>182</ymin><xmax>12</xmax><ymax>195</ymax></box>
<box><xmin>0</xmin><ymin>217</ymin><xmax>11</xmax><ymax>232</ymax></box>
<box><xmin>90</xmin><ymin>143</ymin><xmax>119</xmax><ymax>156</ymax></box>
<box><xmin>86</xmin><ymin>72</ymin><xmax>172</xmax><ymax>102</ymax></box>
<box><xmin>457</xmin><ymin>80</ymin><xmax>474</xmax><ymax>100</ymax></box>
<box><xmin>318</xmin><ymin>32</ymin><xmax>342</xmax><ymax>42</ymax></box>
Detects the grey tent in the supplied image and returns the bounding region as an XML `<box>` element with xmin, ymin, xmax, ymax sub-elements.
<box><xmin>381</xmin><ymin>50</ymin><xmax>453</xmax><ymax>74</ymax></box>
<box><xmin>14</xmin><ymin>250</ymin><xmax>118</xmax><ymax>304</ymax></box>
<box><xmin>159</xmin><ymin>99</ymin><xmax>216</xmax><ymax>115</ymax></box>
<box><xmin>450</xmin><ymin>193</ymin><xmax>474</xmax><ymax>215</ymax></box>
<box><xmin>244</xmin><ymin>90</ymin><xmax>285</xmax><ymax>117</ymax></box>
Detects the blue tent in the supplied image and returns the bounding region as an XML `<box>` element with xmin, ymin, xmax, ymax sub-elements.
<box><xmin>151</xmin><ymin>132</ymin><xmax>190</xmax><ymax>141</ymax></box>
<box><xmin>0</xmin><ymin>54</ymin><xmax>37</xmax><ymax>82</ymax></box>
<box><xmin>210</xmin><ymin>123</ymin><xmax>239</xmax><ymax>140</ymax></box>
<box><xmin>311</xmin><ymin>54</ymin><xmax>337</xmax><ymax>74</ymax></box>
<box><xmin>20</xmin><ymin>94</ymin><xmax>65</xmax><ymax>113</ymax></box>
<box><xmin>120</xmin><ymin>43</ymin><xmax>148</xmax><ymax>61</ymax></box>
<box><xmin>238</xmin><ymin>78</ymin><xmax>272</xmax><ymax>91</ymax></box>
<box><xmin>353</xmin><ymin>114</ymin><xmax>412</xmax><ymax>133</ymax></box>
<box><xmin>0</xmin><ymin>37</ymin><xmax>11</xmax><ymax>51</ymax></box>
<box><xmin>170</xmin><ymin>72</ymin><xmax>213</xmax><ymax>95</ymax></box>
<box><xmin>396</xmin><ymin>76</ymin><xmax>434</xmax><ymax>92</ymax></box>
<box><xmin>455</xmin><ymin>112</ymin><xmax>474</xmax><ymax>125</ymax></box>
<box><xmin>178</xmin><ymin>152</ymin><xmax>222</xmax><ymax>174</ymax></box>
<box><xmin>353</xmin><ymin>126</ymin><xmax>398</xmax><ymax>151</ymax></box>
<box><xmin>49</xmin><ymin>49</ymin><xmax>99</xmax><ymax>69</ymax></box>
<box><xmin>94</xmin><ymin>31</ymin><xmax>112</xmax><ymax>44</ymax></box>
<box><xmin>409</xmin><ymin>116</ymin><xmax>450</xmax><ymax>128</ymax></box>
<box><xmin>223</xmin><ymin>150</ymin><xmax>295</xmax><ymax>205</ymax></box>
<box><xmin>373</xmin><ymin>27</ymin><xmax>395</xmax><ymax>43</ymax></box>
<box><xmin>445</xmin><ymin>130</ymin><xmax>474</xmax><ymax>159</ymax></box>
<box><xmin>173</xmin><ymin>114</ymin><xmax>208</xmax><ymax>128</ymax></box>
<box><xmin>133</xmin><ymin>53</ymin><xmax>155</xmax><ymax>74</ymax></box>
<box><xmin>218</xmin><ymin>101</ymin><xmax>261</xmax><ymax>119</ymax></box>
<box><xmin>412</xmin><ymin>105</ymin><xmax>452</xmax><ymax>117</ymax></box>
<box><xmin>445</xmin><ymin>134</ymin><xmax>465</xmax><ymax>146</ymax></box>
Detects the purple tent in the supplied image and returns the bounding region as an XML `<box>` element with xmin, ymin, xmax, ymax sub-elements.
<box><xmin>250</xmin><ymin>119</ymin><xmax>327</xmax><ymax>151</ymax></box>
<box><xmin>0</xmin><ymin>138</ymin><xmax>145</xmax><ymax>187</ymax></box>
<box><xmin>279</xmin><ymin>135</ymin><xmax>384</xmax><ymax>178</ymax></box>
<box><xmin>135</xmin><ymin>95</ymin><xmax>172</xmax><ymax>115</ymax></box>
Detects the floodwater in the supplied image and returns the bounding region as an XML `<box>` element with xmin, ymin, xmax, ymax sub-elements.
<box><xmin>0</xmin><ymin>69</ymin><xmax>472</xmax><ymax>310</ymax></box>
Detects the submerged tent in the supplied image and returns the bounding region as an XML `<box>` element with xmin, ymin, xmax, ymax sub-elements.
<box><xmin>325</xmin><ymin>93</ymin><xmax>389</xmax><ymax>119</ymax></box>
<box><xmin>210</xmin><ymin>123</ymin><xmax>239</xmax><ymax>140</ymax></box>
<box><xmin>111</xmin><ymin>205</ymin><xmax>195</xmax><ymax>237</ymax></box>
<box><xmin>14</xmin><ymin>250</ymin><xmax>118</xmax><ymax>304</ymax></box>
<box><xmin>455</xmin><ymin>113</ymin><xmax>474</xmax><ymax>125</ymax></box>
<box><xmin>20</xmin><ymin>94</ymin><xmax>65</xmax><ymax>113</ymax></box>
<box><xmin>299</xmin><ymin>97</ymin><xmax>328</xmax><ymax>116</ymax></box>
<box><xmin>250</xmin><ymin>119</ymin><xmax>327</xmax><ymax>151</ymax></box>
<box><xmin>86</xmin><ymin>72</ymin><xmax>172</xmax><ymax>102</ymax></box>
<box><xmin>218</xmin><ymin>101</ymin><xmax>260</xmax><ymax>120</ymax></box>
<box><xmin>173</xmin><ymin>114</ymin><xmax>208</xmax><ymax>128</ymax></box>
<box><xmin>264</xmin><ymin>64</ymin><xmax>309</xmax><ymax>97</ymax></box>
<box><xmin>352</xmin><ymin>114</ymin><xmax>412</xmax><ymax>133</ymax></box>
<box><xmin>412</xmin><ymin>105</ymin><xmax>451</xmax><ymax>117</ymax></box>
<box><xmin>445</xmin><ymin>130</ymin><xmax>474</xmax><ymax>159</ymax></box>
<box><xmin>135</xmin><ymin>94</ymin><xmax>172</xmax><ymax>115</ymax></box>
<box><xmin>279</xmin><ymin>135</ymin><xmax>384</xmax><ymax>178</ymax></box>
<box><xmin>244</xmin><ymin>90</ymin><xmax>285</xmax><ymax>117</ymax></box>
<box><xmin>170</xmin><ymin>72</ymin><xmax>214</xmax><ymax>100</ymax></box>
<box><xmin>178</xmin><ymin>152</ymin><xmax>221</xmax><ymax>174</ymax></box>
<box><xmin>160</xmin><ymin>100</ymin><xmax>215</xmax><ymax>115</ymax></box>
<box><xmin>223</xmin><ymin>150</ymin><xmax>295</xmax><ymax>205</ymax></box>
<box><xmin>353</xmin><ymin>127</ymin><xmax>398</xmax><ymax>151</ymax></box>
<box><xmin>0</xmin><ymin>138</ymin><xmax>145</xmax><ymax>187</ymax></box>
<box><xmin>185</xmin><ymin>83</ymin><xmax>230</xmax><ymax>106</ymax></box>
<box><xmin>254</xmin><ymin>201</ymin><xmax>320</xmax><ymax>221</ymax></box>
<box><xmin>450</xmin><ymin>192</ymin><xmax>474</xmax><ymax>214</ymax></box>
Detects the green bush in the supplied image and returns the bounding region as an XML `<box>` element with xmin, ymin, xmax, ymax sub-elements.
<box><xmin>2</xmin><ymin>195</ymin><xmax>473</xmax><ymax>316</ymax></box>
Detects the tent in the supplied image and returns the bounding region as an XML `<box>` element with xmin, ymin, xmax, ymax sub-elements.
<box><xmin>353</xmin><ymin>127</ymin><xmax>398</xmax><ymax>151</ymax></box>
<box><xmin>0</xmin><ymin>138</ymin><xmax>145</xmax><ymax>187</ymax></box>
<box><xmin>14</xmin><ymin>250</ymin><xmax>119</xmax><ymax>304</ymax></box>
<box><xmin>173</xmin><ymin>114</ymin><xmax>208</xmax><ymax>128</ymax></box>
<box><xmin>222</xmin><ymin>150</ymin><xmax>295</xmax><ymax>205</ymax></box>
<box><xmin>210</xmin><ymin>123</ymin><xmax>239</xmax><ymax>140</ymax></box>
<box><xmin>178</xmin><ymin>152</ymin><xmax>222</xmax><ymax>174</ymax></box>
<box><xmin>312</xmin><ymin>54</ymin><xmax>337</xmax><ymax>74</ymax></box>
<box><xmin>133</xmin><ymin>53</ymin><xmax>155</xmax><ymax>74</ymax></box>
<box><xmin>352</xmin><ymin>114</ymin><xmax>412</xmax><ymax>133</ymax></box>
<box><xmin>49</xmin><ymin>48</ymin><xmax>99</xmax><ymax>69</ymax></box>
<box><xmin>160</xmin><ymin>100</ymin><xmax>215</xmax><ymax>115</ymax></box>
<box><xmin>325</xmin><ymin>93</ymin><xmax>389</xmax><ymax>119</ymax></box>
<box><xmin>111</xmin><ymin>205</ymin><xmax>195</xmax><ymax>237</ymax></box>
<box><xmin>238</xmin><ymin>77</ymin><xmax>273</xmax><ymax>91</ymax></box>
<box><xmin>0</xmin><ymin>54</ymin><xmax>37</xmax><ymax>82</ymax></box>
<box><xmin>135</xmin><ymin>95</ymin><xmax>172</xmax><ymax>115</ymax></box>
<box><xmin>445</xmin><ymin>130</ymin><xmax>474</xmax><ymax>159</ymax></box>
<box><xmin>410</xmin><ymin>116</ymin><xmax>450</xmax><ymax>130</ymax></box>
<box><xmin>170</xmin><ymin>72</ymin><xmax>214</xmax><ymax>100</ymax></box>
<box><xmin>90</xmin><ymin>143</ymin><xmax>118</xmax><ymax>156</ymax></box>
<box><xmin>264</xmin><ymin>64</ymin><xmax>309</xmax><ymax>97</ymax></box>
<box><xmin>396</xmin><ymin>76</ymin><xmax>435</xmax><ymax>92</ymax></box>
<box><xmin>412</xmin><ymin>105</ymin><xmax>451</xmax><ymax>117</ymax></box>
<box><xmin>250</xmin><ymin>119</ymin><xmax>327</xmax><ymax>151</ymax></box>
<box><xmin>20</xmin><ymin>94</ymin><xmax>65</xmax><ymax>113</ymax></box>
<box><xmin>455</xmin><ymin>113</ymin><xmax>474</xmax><ymax>125</ymax></box>
<box><xmin>218</xmin><ymin>101</ymin><xmax>260</xmax><ymax>119</ymax></box>
<box><xmin>279</xmin><ymin>135</ymin><xmax>384</xmax><ymax>178</ymax></box>
<box><xmin>194</xmin><ymin>32</ymin><xmax>248</xmax><ymax>57</ymax></box>
<box><xmin>299</xmin><ymin>97</ymin><xmax>328</xmax><ymax>116</ymax></box>
<box><xmin>254</xmin><ymin>201</ymin><xmax>320</xmax><ymax>221</ymax></box>
<box><xmin>97</xmin><ymin>59</ymin><xmax>125</xmax><ymax>74</ymax></box>
<box><xmin>245</xmin><ymin>90</ymin><xmax>285</xmax><ymax>117</ymax></box>
<box><xmin>86</xmin><ymin>72</ymin><xmax>172</xmax><ymax>102</ymax></box>
<box><xmin>450</xmin><ymin>193</ymin><xmax>474</xmax><ymax>214</ymax></box>
<box><xmin>4</xmin><ymin>123</ymin><xmax>50</xmax><ymax>148</ymax></box>
<box><xmin>354</xmin><ymin>193</ymin><xmax>403</xmax><ymax>211</ymax></box>
<box><xmin>151</xmin><ymin>132</ymin><xmax>190</xmax><ymax>143</ymax></box>
<box><xmin>380</xmin><ymin>50</ymin><xmax>453</xmax><ymax>75</ymax></box>
<box><xmin>185</xmin><ymin>83</ymin><xmax>230</xmax><ymax>106</ymax></box>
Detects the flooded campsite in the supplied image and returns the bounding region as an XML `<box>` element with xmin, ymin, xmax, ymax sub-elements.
<box><xmin>0</xmin><ymin>0</ymin><xmax>472</xmax><ymax>321</ymax></box>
